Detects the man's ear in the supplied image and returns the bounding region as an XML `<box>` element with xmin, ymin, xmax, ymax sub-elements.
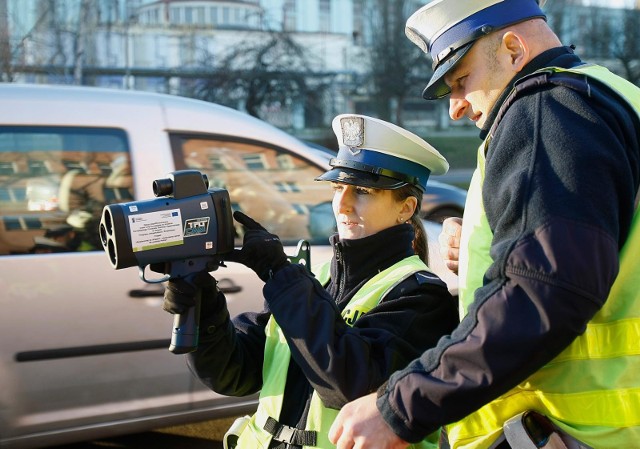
<box><xmin>501</xmin><ymin>31</ymin><xmax>529</xmax><ymax>72</ymax></box>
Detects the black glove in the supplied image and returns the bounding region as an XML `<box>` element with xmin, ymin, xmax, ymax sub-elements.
<box><xmin>163</xmin><ymin>270</ymin><xmax>217</xmax><ymax>315</ymax></box>
<box><xmin>225</xmin><ymin>211</ymin><xmax>289</xmax><ymax>282</ymax></box>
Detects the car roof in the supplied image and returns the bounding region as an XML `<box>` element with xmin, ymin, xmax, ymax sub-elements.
<box><xmin>0</xmin><ymin>83</ymin><xmax>320</xmax><ymax>161</ymax></box>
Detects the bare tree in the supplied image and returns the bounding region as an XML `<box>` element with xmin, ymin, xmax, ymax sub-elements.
<box><xmin>73</xmin><ymin>0</ymin><xmax>91</xmax><ymax>84</ymax></box>
<box><xmin>1</xmin><ymin>0</ymin><xmax>47</xmax><ymax>81</ymax></box>
<box><xmin>0</xmin><ymin>0</ymin><xmax>12</xmax><ymax>81</ymax></box>
<box><xmin>544</xmin><ymin>0</ymin><xmax>569</xmax><ymax>41</ymax></box>
<box><xmin>546</xmin><ymin>1</ymin><xmax>639</xmax><ymax>86</ymax></box>
<box><xmin>195</xmin><ymin>29</ymin><xmax>314</xmax><ymax>119</ymax></box>
<box><xmin>612</xmin><ymin>8</ymin><xmax>640</xmax><ymax>86</ymax></box>
<box><xmin>22</xmin><ymin>0</ymin><xmax>100</xmax><ymax>83</ymax></box>
<box><xmin>366</xmin><ymin>0</ymin><xmax>430</xmax><ymax>126</ymax></box>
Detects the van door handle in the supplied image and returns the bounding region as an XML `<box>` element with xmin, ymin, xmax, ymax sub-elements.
<box><xmin>129</xmin><ymin>286</ymin><xmax>165</xmax><ymax>297</ymax></box>
<box><xmin>217</xmin><ymin>278</ymin><xmax>242</xmax><ymax>294</ymax></box>
<box><xmin>128</xmin><ymin>278</ymin><xmax>242</xmax><ymax>297</ymax></box>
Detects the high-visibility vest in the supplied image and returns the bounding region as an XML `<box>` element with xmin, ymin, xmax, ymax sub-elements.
<box><xmin>235</xmin><ymin>255</ymin><xmax>439</xmax><ymax>449</ymax></box>
<box><xmin>449</xmin><ymin>65</ymin><xmax>640</xmax><ymax>448</ymax></box>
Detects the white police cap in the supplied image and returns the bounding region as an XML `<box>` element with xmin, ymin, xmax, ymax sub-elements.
<box><xmin>406</xmin><ymin>0</ymin><xmax>546</xmax><ymax>100</ymax></box>
<box><xmin>315</xmin><ymin>114</ymin><xmax>448</xmax><ymax>192</ymax></box>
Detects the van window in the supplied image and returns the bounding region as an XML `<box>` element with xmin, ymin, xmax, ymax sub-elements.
<box><xmin>0</xmin><ymin>126</ymin><xmax>133</xmax><ymax>255</ymax></box>
<box><xmin>174</xmin><ymin>137</ymin><xmax>336</xmax><ymax>245</ymax></box>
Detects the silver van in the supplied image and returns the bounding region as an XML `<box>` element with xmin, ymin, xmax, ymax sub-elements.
<box><xmin>0</xmin><ymin>84</ymin><xmax>456</xmax><ymax>448</ymax></box>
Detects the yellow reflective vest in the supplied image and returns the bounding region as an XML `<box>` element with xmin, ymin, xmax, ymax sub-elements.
<box><xmin>234</xmin><ymin>256</ymin><xmax>439</xmax><ymax>449</ymax></box>
<box><xmin>448</xmin><ymin>65</ymin><xmax>640</xmax><ymax>448</ymax></box>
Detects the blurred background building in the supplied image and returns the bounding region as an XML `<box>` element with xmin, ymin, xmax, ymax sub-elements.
<box><xmin>1</xmin><ymin>0</ymin><xmax>639</xmax><ymax>142</ymax></box>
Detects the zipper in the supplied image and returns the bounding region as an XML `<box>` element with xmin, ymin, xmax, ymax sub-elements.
<box><xmin>334</xmin><ymin>241</ymin><xmax>346</xmax><ymax>302</ymax></box>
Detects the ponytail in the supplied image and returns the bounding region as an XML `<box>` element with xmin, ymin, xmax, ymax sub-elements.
<box><xmin>410</xmin><ymin>213</ymin><xmax>429</xmax><ymax>263</ymax></box>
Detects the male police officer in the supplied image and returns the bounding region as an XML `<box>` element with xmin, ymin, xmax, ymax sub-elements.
<box><xmin>329</xmin><ymin>0</ymin><xmax>640</xmax><ymax>448</ymax></box>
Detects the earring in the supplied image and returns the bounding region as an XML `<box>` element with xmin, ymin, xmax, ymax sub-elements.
<box><xmin>397</xmin><ymin>216</ymin><xmax>405</xmax><ymax>223</ymax></box>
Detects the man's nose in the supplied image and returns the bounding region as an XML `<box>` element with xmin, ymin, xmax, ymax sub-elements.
<box><xmin>449</xmin><ymin>97</ymin><xmax>469</xmax><ymax>121</ymax></box>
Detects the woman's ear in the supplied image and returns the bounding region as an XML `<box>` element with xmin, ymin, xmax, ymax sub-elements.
<box><xmin>401</xmin><ymin>196</ymin><xmax>418</xmax><ymax>220</ymax></box>
<box><xmin>501</xmin><ymin>31</ymin><xmax>529</xmax><ymax>72</ymax></box>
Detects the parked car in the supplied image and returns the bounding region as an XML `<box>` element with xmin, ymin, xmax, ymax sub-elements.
<box><xmin>0</xmin><ymin>83</ymin><xmax>458</xmax><ymax>448</ymax></box>
<box><xmin>420</xmin><ymin>179</ymin><xmax>466</xmax><ymax>221</ymax></box>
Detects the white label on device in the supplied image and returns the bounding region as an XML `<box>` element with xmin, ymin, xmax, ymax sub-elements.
<box><xmin>128</xmin><ymin>209</ymin><xmax>183</xmax><ymax>252</ymax></box>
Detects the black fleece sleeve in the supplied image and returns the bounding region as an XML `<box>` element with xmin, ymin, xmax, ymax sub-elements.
<box><xmin>186</xmin><ymin>290</ymin><xmax>270</xmax><ymax>396</ymax></box>
<box><xmin>376</xmin><ymin>84</ymin><xmax>637</xmax><ymax>442</ymax></box>
<box><xmin>264</xmin><ymin>264</ymin><xmax>458</xmax><ymax>409</ymax></box>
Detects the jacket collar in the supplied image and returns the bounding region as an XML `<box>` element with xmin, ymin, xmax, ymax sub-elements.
<box><xmin>479</xmin><ymin>46</ymin><xmax>582</xmax><ymax>140</ymax></box>
<box><xmin>328</xmin><ymin>224</ymin><xmax>415</xmax><ymax>304</ymax></box>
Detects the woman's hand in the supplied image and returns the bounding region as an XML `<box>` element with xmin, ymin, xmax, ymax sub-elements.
<box><xmin>225</xmin><ymin>211</ymin><xmax>289</xmax><ymax>282</ymax></box>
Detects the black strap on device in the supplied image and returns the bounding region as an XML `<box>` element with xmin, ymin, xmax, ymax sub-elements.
<box><xmin>263</xmin><ymin>417</ymin><xmax>317</xmax><ymax>447</ymax></box>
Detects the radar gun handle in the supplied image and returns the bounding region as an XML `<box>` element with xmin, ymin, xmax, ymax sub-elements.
<box><xmin>169</xmin><ymin>288</ymin><xmax>201</xmax><ymax>354</ymax></box>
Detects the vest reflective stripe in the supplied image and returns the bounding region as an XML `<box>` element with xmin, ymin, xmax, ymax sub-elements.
<box><xmin>457</xmin><ymin>143</ymin><xmax>492</xmax><ymax>318</ymax></box>
<box><xmin>448</xmin><ymin>65</ymin><xmax>640</xmax><ymax>449</ymax></box>
<box><xmin>235</xmin><ymin>256</ymin><xmax>438</xmax><ymax>449</ymax></box>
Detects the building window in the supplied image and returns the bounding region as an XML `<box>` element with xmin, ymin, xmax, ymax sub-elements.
<box><xmin>210</xmin><ymin>6</ymin><xmax>218</xmax><ymax>25</ymax></box>
<box><xmin>169</xmin><ymin>7</ymin><xmax>180</xmax><ymax>24</ymax></box>
<box><xmin>292</xmin><ymin>203</ymin><xmax>308</xmax><ymax>215</ymax></box>
<box><xmin>319</xmin><ymin>0</ymin><xmax>330</xmax><ymax>32</ymax></box>
<box><xmin>242</xmin><ymin>153</ymin><xmax>268</xmax><ymax>170</ymax></box>
<box><xmin>235</xmin><ymin>7</ymin><xmax>244</xmax><ymax>24</ymax></box>
<box><xmin>283</xmin><ymin>0</ymin><xmax>297</xmax><ymax>31</ymax></box>
<box><xmin>353</xmin><ymin>0</ymin><xmax>364</xmax><ymax>44</ymax></box>
<box><xmin>275</xmin><ymin>181</ymin><xmax>300</xmax><ymax>193</ymax></box>
<box><xmin>196</xmin><ymin>6</ymin><xmax>205</xmax><ymax>25</ymax></box>
<box><xmin>276</xmin><ymin>154</ymin><xmax>294</xmax><ymax>169</ymax></box>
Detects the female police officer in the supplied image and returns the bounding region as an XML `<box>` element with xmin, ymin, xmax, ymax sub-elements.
<box><xmin>162</xmin><ymin>114</ymin><xmax>459</xmax><ymax>449</ymax></box>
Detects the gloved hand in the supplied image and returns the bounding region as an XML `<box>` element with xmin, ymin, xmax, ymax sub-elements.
<box><xmin>163</xmin><ymin>270</ymin><xmax>217</xmax><ymax>315</ymax></box>
<box><xmin>225</xmin><ymin>211</ymin><xmax>289</xmax><ymax>282</ymax></box>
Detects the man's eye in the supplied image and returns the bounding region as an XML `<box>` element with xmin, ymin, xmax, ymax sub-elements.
<box><xmin>331</xmin><ymin>183</ymin><xmax>344</xmax><ymax>192</ymax></box>
<box><xmin>456</xmin><ymin>75</ymin><xmax>468</xmax><ymax>88</ymax></box>
<box><xmin>356</xmin><ymin>187</ymin><xmax>372</xmax><ymax>195</ymax></box>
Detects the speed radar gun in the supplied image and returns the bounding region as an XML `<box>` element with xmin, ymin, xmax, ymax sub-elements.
<box><xmin>100</xmin><ymin>169</ymin><xmax>311</xmax><ymax>355</ymax></box>
<box><xmin>99</xmin><ymin>170</ymin><xmax>234</xmax><ymax>355</ymax></box>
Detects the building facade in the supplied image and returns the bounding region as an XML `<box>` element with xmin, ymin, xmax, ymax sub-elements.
<box><xmin>2</xmin><ymin>0</ymin><xmax>639</xmax><ymax>136</ymax></box>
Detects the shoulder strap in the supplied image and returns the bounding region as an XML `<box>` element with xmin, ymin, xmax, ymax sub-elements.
<box><xmin>490</xmin><ymin>67</ymin><xmax>640</xmax><ymax>139</ymax></box>
<box><xmin>384</xmin><ymin>269</ymin><xmax>447</xmax><ymax>303</ymax></box>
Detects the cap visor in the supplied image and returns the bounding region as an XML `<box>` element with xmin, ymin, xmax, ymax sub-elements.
<box><xmin>422</xmin><ymin>42</ymin><xmax>474</xmax><ymax>100</ymax></box>
<box><xmin>315</xmin><ymin>168</ymin><xmax>407</xmax><ymax>190</ymax></box>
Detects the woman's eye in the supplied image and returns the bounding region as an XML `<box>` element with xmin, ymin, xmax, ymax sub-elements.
<box><xmin>356</xmin><ymin>187</ymin><xmax>372</xmax><ymax>195</ymax></box>
<box><xmin>331</xmin><ymin>183</ymin><xmax>344</xmax><ymax>192</ymax></box>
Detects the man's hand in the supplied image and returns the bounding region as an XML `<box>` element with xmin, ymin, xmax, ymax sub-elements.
<box><xmin>329</xmin><ymin>392</ymin><xmax>409</xmax><ymax>449</ymax></box>
<box><xmin>225</xmin><ymin>211</ymin><xmax>289</xmax><ymax>282</ymax></box>
<box><xmin>438</xmin><ymin>217</ymin><xmax>462</xmax><ymax>275</ymax></box>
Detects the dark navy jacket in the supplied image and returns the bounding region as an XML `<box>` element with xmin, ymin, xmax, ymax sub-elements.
<box><xmin>376</xmin><ymin>47</ymin><xmax>640</xmax><ymax>443</ymax></box>
<box><xmin>187</xmin><ymin>224</ymin><xmax>458</xmax><ymax>446</ymax></box>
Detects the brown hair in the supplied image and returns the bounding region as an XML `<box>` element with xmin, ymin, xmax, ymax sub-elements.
<box><xmin>392</xmin><ymin>184</ymin><xmax>429</xmax><ymax>264</ymax></box>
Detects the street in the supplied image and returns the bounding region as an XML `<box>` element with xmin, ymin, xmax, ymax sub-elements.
<box><xmin>48</xmin><ymin>416</ymin><xmax>239</xmax><ymax>449</ymax></box>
